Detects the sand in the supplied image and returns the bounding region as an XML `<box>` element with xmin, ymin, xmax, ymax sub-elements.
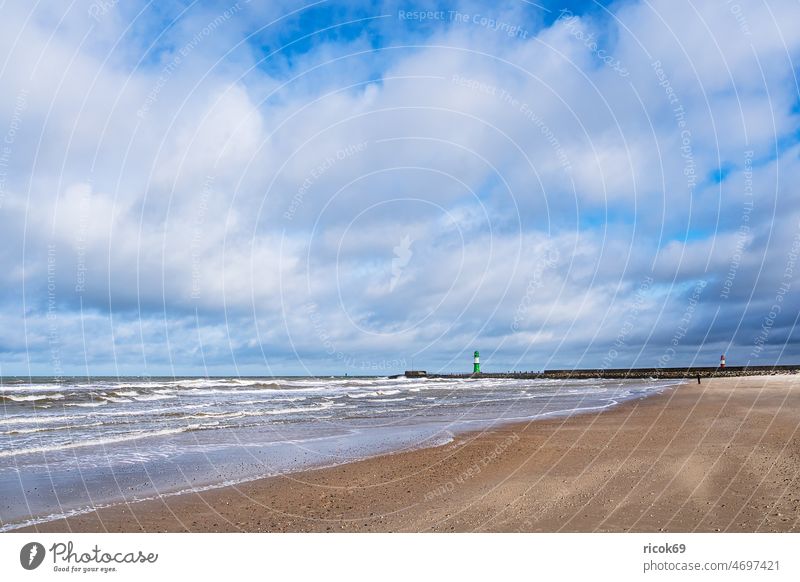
<box><xmin>21</xmin><ymin>376</ymin><xmax>800</xmax><ymax>533</ymax></box>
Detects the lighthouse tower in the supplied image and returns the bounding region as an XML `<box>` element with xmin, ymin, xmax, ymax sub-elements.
<box><xmin>473</xmin><ymin>351</ymin><xmax>481</xmax><ymax>374</ymax></box>
<box><xmin>720</xmin><ymin>354</ymin><xmax>726</xmax><ymax>368</ymax></box>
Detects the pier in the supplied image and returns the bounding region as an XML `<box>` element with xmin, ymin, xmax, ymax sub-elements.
<box><xmin>393</xmin><ymin>365</ymin><xmax>800</xmax><ymax>380</ymax></box>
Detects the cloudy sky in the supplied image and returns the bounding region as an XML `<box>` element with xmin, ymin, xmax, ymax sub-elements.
<box><xmin>1</xmin><ymin>0</ymin><xmax>798</xmax><ymax>376</ymax></box>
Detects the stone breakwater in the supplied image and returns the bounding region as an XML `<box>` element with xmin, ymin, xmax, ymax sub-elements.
<box><xmin>428</xmin><ymin>365</ymin><xmax>800</xmax><ymax>380</ymax></box>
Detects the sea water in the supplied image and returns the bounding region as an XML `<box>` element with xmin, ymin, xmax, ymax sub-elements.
<box><xmin>0</xmin><ymin>375</ymin><xmax>680</xmax><ymax>530</ymax></box>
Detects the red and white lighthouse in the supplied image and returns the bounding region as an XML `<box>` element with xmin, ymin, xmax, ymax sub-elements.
<box><xmin>720</xmin><ymin>354</ymin><xmax>726</xmax><ymax>368</ymax></box>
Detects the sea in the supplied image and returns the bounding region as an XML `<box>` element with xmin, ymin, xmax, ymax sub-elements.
<box><xmin>0</xmin><ymin>375</ymin><xmax>680</xmax><ymax>531</ymax></box>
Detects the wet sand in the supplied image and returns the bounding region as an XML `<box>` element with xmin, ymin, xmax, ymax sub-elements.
<box><xmin>21</xmin><ymin>376</ymin><xmax>800</xmax><ymax>532</ymax></box>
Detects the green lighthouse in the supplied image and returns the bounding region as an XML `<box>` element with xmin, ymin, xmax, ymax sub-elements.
<box><xmin>473</xmin><ymin>350</ymin><xmax>480</xmax><ymax>374</ymax></box>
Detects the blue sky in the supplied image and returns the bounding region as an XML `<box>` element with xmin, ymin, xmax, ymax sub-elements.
<box><xmin>1</xmin><ymin>0</ymin><xmax>799</xmax><ymax>376</ymax></box>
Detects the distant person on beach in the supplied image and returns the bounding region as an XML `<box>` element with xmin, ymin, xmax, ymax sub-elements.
<box><xmin>697</xmin><ymin>375</ymin><xmax>701</xmax><ymax>384</ymax></box>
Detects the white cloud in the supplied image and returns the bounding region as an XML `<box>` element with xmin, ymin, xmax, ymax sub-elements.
<box><xmin>2</xmin><ymin>0</ymin><xmax>799</xmax><ymax>373</ymax></box>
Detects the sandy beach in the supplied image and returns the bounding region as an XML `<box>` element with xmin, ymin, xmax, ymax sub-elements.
<box><xmin>21</xmin><ymin>375</ymin><xmax>800</xmax><ymax>533</ymax></box>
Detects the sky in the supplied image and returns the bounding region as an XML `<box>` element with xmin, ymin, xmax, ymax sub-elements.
<box><xmin>0</xmin><ymin>0</ymin><xmax>799</xmax><ymax>376</ymax></box>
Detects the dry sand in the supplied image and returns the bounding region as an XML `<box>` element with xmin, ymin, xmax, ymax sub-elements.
<box><xmin>22</xmin><ymin>376</ymin><xmax>800</xmax><ymax>532</ymax></box>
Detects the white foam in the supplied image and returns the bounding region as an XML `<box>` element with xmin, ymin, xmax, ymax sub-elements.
<box><xmin>132</xmin><ymin>394</ymin><xmax>176</xmax><ymax>402</ymax></box>
<box><xmin>0</xmin><ymin>414</ymin><xmax>83</xmax><ymax>426</ymax></box>
<box><xmin>0</xmin><ymin>425</ymin><xmax>216</xmax><ymax>458</ymax></box>
<box><xmin>262</xmin><ymin>402</ymin><xmax>339</xmax><ymax>415</ymax></box>
<box><xmin>64</xmin><ymin>400</ymin><xmax>108</xmax><ymax>408</ymax></box>
<box><xmin>102</xmin><ymin>396</ymin><xmax>133</xmax><ymax>403</ymax></box>
<box><xmin>1</xmin><ymin>421</ymin><xmax>104</xmax><ymax>435</ymax></box>
<box><xmin>0</xmin><ymin>384</ymin><xmax>73</xmax><ymax>393</ymax></box>
<box><xmin>347</xmin><ymin>389</ymin><xmax>402</xmax><ymax>399</ymax></box>
<box><xmin>4</xmin><ymin>393</ymin><xmax>64</xmax><ymax>402</ymax></box>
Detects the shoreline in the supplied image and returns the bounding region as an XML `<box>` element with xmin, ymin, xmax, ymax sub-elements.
<box><xmin>15</xmin><ymin>375</ymin><xmax>800</xmax><ymax>533</ymax></box>
<box><xmin>1</xmin><ymin>376</ymin><xmax>676</xmax><ymax>532</ymax></box>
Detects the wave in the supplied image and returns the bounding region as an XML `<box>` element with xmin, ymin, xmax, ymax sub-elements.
<box><xmin>0</xmin><ymin>378</ymin><xmax>413</xmax><ymax>406</ymax></box>
<box><xmin>0</xmin><ymin>424</ymin><xmax>218</xmax><ymax>458</ymax></box>
<box><xmin>347</xmin><ymin>389</ymin><xmax>402</xmax><ymax>399</ymax></box>
<box><xmin>2</xmin><ymin>393</ymin><xmax>64</xmax><ymax>402</ymax></box>
<box><xmin>2</xmin><ymin>421</ymin><xmax>104</xmax><ymax>436</ymax></box>
<box><xmin>261</xmin><ymin>402</ymin><xmax>341</xmax><ymax>415</ymax></box>
<box><xmin>0</xmin><ymin>384</ymin><xmax>73</xmax><ymax>393</ymax></box>
<box><xmin>64</xmin><ymin>400</ymin><xmax>109</xmax><ymax>408</ymax></box>
<box><xmin>132</xmin><ymin>394</ymin><xmax>177</xmax><ymax>402</ymax></box>
<box><xmin>0</xmin><ymin>414</ymin><xmax>83</xmax><ymax>426</ymax></box>
<box><xmin>184</xmin><ymin>411</ymin><xmax>247</xmax><ymax>420</ymax></box>
<box><xmin>180</xmin><ymin>386</ymin><xmax>302</xmax><ymax>397</ymax></box>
